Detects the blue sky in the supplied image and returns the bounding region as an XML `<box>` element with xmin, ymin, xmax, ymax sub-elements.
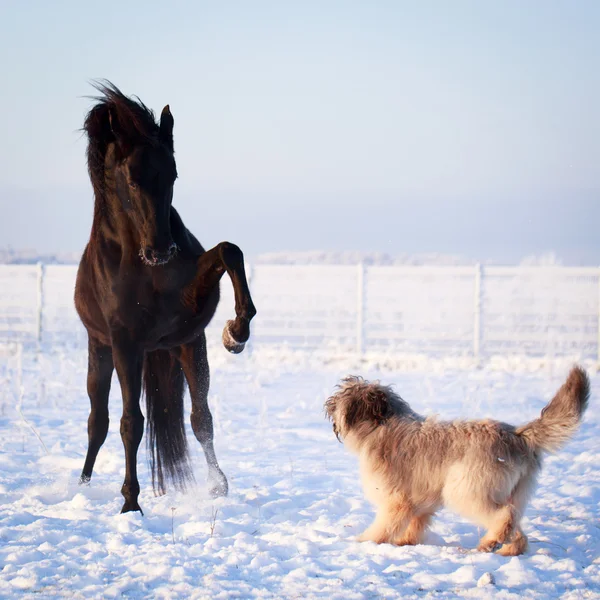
<box><xmin>0</xmin><ymin>0</ymin><xmax>598</xmax><ymax>263</ymax></box>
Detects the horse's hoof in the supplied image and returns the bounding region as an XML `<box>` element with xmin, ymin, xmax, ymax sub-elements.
<box><xmin>209</xmin><ymin>478</ymin><xmax>228</xmax><ymax>498</ymax></box>
<box><xmin>79</xmin><ymin>474</ymin><xmax>91</xmax><ymax>486</ymax></box>
<box><xmin>121</xmin><ymin>501</ymin><xmax>144</xmax><ymax>515</ymax></box>
<box><xmin>222</xmin><ymin>320</ymin><xmax>246</xmax><ymax>354</ymax></box>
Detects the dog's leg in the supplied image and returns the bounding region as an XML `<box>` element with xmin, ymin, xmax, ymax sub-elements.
<box><xmin>357</xmin><ymin>514</ymin><xmax>388</xmax><ymax>544</ymax></box>
<box><xmin>495</xmin><ymin>476</ymin><xmax>532</xmax><ymax>556</ymax></box>
<box><xmin>357</xmin><ymin>503</ymin><xmax>412</xmax><ymax>545</ymax></box>
<box><xmin>496</xmin><ymin>525</ymin><xmax>528</xmax><ymax>556</ymax></box>
<box><xmin>394</xmin><ymin>513</ymin><xmax>432</xmax><ymax>546</ymax></box>
<box><xmin>477</xmin><ymin>505</ymin><xmax>516</xmax><ymax>552</ymax></box>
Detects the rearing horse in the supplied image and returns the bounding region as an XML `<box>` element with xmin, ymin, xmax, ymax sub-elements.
<box><xmin>75</xmin><ymin>82</ymin><xmax>256</xmax><ymax>514</ymax></box>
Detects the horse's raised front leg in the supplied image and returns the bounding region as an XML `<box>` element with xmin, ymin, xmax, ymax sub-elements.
<box><xmin>111</xmin><ymin>332</ymin><xmax>145</xmax><ymax>514</ymax></box>
<box><xmin>80</xmin><ymin>336</ymin><xmax>113</xmax><ymax>484</ymax></box>
<box><xmin>178</xmin><ymin>335</ymin><xmax>228</xmax><ymax>497</ymax></box>
<box><xmin>194</xmin><ymin>242</ymin><xmax>257</xmax><ymax>353</ymax></box>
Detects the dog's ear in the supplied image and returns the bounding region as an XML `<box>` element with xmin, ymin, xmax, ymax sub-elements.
<box><xmin>324</xmin><ymin>394</ymin><xmax>342</xmax><ymax>441</ymax></box>
<box><xmin>346</xmin><ymin>387</ymin><xmax>391</xmax><ymax>428</ymax></box>
<box><xmin>324</xmin><ymin>395</ymin><xmax>336</xmax><ymax>420</ymax></box>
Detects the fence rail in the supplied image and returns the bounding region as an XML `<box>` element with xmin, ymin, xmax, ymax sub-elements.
<box><xmin>0</xmin><ymin>263</ymin><xmax>599</xmax><ymax>363</ymax></box>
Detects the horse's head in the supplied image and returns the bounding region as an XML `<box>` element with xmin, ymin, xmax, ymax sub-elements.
<box><xmin>107</xmin><ymin>105</ymin><xmax>178</xmax><ymax>266</ymax></box>
<box><xmin>85</xmin><ymin>83</ymin><xmax>179</xmax><ymax>266</ymax></box>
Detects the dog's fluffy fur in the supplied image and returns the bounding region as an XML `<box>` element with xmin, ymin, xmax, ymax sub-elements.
<box><xmin>325</xmin><ymin>366</ymin><xmax>590</xmax><ymax>556</ymax></box>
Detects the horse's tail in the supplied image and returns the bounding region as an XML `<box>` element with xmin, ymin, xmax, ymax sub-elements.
<box><xmin>143</xmin><ymin>349</ymin><xmax>193</xmax><ymax>495</ymax></box>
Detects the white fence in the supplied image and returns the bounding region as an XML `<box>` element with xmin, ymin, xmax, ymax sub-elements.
<box><xmin>0</xmin><ymin>263</ymin><xmax>599</xmax><ymax>363</ymax></box>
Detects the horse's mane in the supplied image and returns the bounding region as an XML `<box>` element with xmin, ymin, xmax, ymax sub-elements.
<box><xmin>83</xmin><ymin>80</ymin><xmax>160</xmax><ymax>198</ymax></box>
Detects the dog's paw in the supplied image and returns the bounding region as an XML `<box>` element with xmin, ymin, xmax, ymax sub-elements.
<box><xmin>394</xmin><ymin>536</ymin><xmax>418</xmax><ymax>546</ymax></box>
<box><xmin>357</xmin><ymin>531</ymin><xmax>387</xmax><ymax>544</ymax></box>
<box><xmin>495</xmin><ymin>534</ymin><xmax>528</xmax><ymax>556</ymax></box>
<box><xmin>357</xmin><ymin>531</ymin><xmax>377</xmax><ymax>543</ymax></box>
<box><xmin>477</xmin><ymin>539</ymin><xmax>502</xmax><ymax>553</ymax></box>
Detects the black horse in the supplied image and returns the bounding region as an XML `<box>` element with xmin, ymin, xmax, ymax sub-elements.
<box><xmin>75</xmin><ymin>82</ymin><xmax>256</xmax><ymax>514</ymax></box>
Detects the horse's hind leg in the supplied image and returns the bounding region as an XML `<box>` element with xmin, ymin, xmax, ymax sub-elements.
<box><xmin>80</xmin><ymin>337</ymin><xmax>113</xmax><ymax>484</ymax></box>
<box><xmin>179</xmin><ymin>334</ymin><xmax>228</xmax><ymax>497</ymax></box>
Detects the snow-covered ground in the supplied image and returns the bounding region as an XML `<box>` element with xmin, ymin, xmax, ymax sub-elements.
<box><xmin>0</xmin><ymin>343</ymin><xmax>598</xmax><ymax>599</ymax></box>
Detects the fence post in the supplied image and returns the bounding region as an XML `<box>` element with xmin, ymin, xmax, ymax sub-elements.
<box><xmin>473</xmin><ymin>263</ymin><xmax>483</xmax><ymax>363</ymax></box>
<box><xmin>356</xmin><ymin>262</ymin><xmax>365</xmax><ymax>356</ymax></box>
<box><xmin>243</xmin><ymin>261</ymin><xmax>254</xmax><ymax>356</ymax></box>
<box><xmin>35</xmin><ymin>262</ymin><xmax>45</xmax><ymax>347</ymax></box>
<box><xmin>597</xmin><ymin>267</ymin><xmax>600</xmax><ymax>371</ymax></box>
<box><xmin>246</xmin><ymin>261</ymin><xmax>253</xmax><ymax>288</ymax></box>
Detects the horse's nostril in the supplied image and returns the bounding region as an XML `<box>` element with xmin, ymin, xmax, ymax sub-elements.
<box><xmin>143</xmin><ymin>247</ymin><xmax>155</xmax><ymax>262</ymax></box>
<box><xmin>141</xmin><ymin>244</ymin><xmax>175</xmax><ymax>265</ymax></box>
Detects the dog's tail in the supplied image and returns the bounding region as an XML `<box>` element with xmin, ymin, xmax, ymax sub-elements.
<box><xmin>516</xmin><ymin>366</ymin><xmax>590</xmax><ymax>453</ymax></box>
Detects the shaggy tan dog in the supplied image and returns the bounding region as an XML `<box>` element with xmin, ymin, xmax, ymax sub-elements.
<box><xmin>325</xmin><ymin>366</ymin><xmax>589</xmax><ymax>556</ymax></box>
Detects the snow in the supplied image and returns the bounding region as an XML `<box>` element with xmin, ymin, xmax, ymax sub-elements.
<box><xmin>0</xmin><ymin>343</ymin><xmax>598</xmax><ymax>599</ymax></box>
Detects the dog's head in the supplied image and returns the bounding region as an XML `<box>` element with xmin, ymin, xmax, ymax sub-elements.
<box><xmin>324</xmin><ymin>376</ymin><xmax>395</xmax><ymax>444</ymax></box>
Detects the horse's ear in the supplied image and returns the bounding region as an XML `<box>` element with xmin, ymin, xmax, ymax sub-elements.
<box><xmin>108</xmin><ymin>107</ymin><xmax>123</xmax><ymax>138</ymax></box>
<box><xmin>160</xmin><ymin>105</ymin><xmax>174</xmax><ymax>151</ymax></box>
<box><xmin>107</xmin><ymin>107</ymin><xmax>130</xmax><ymax>155</ymax></box>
